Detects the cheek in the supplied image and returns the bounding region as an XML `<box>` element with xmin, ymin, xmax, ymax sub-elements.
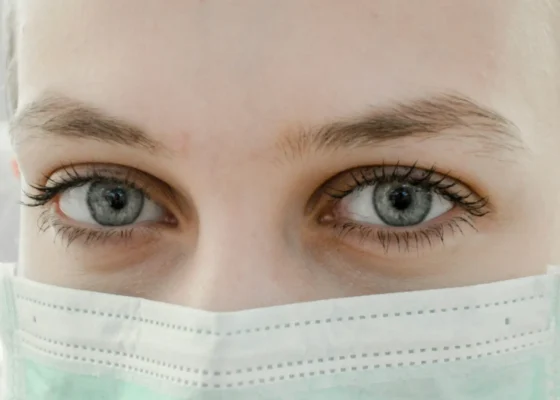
<box><xmin>467</xmin><ymin>231</ymin><xmax>549</xmax><ymax>282</ymax></box>
<box><xmin>549</xmin><ymin>244</ymin><xmax>560</xmax><ymax>267</ymax></box>
<box><xmin>19</xmin><ymin>207</ymin><xmax>63</xmax><ymax>283</ymax></box>
<box><xmin>476</xmin><ymin>207</ymin><xmax>553</xmax><ymax>280</ymax></box>
<box><xmin>482</xmin><ymin>158</ymin><xmax>560</xmax><ymax>274</ymax></box>
<box><xmin>18</xmin><ymin>206</ymin><xmax>182</xmax><ymax>291</ymax></box>
<box><xmin>547</xmin><ymin>196</ymin><xmax>560</xmax><ymax>267</ymax></box>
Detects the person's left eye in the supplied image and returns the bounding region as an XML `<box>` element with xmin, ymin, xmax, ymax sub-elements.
<box><xmin>341</xmin><ymin>181</ymin><xmax>453</xmax><ymax>227</ymax></box>
<box><xmin>315</xmin><ymin>164</ymin><xmax>490</xmax><ymax>253</ymax></box>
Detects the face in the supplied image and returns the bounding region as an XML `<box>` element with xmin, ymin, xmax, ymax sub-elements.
<box><xmin>11</xmin><ymin>0</ymin><xmax>560</xmax><ymax>311</ymax></box>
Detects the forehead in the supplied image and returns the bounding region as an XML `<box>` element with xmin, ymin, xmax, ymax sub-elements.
<box><xmin>15</xmin><ymin>0</ymin><xmax>550</xmax><ymax>150</ymax></box>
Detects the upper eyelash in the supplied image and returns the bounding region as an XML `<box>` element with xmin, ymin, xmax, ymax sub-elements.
<box><xmin>22</xmin><ymin>164</ymin><xmax>150</xmax><ymax>208</ymax></box>
<box><xmin>323</xmin><ymin>162</ymin><xmax>490</xmax><ymax>217</ymax></box>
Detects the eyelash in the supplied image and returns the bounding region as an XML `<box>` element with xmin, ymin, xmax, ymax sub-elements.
<box><xmin>37</xmin><ymin>213</ymin><xmax>141</xmax><ymax>248</ymax></box>
<box><xmin>320</xmin><ymin>163</ymin><xmax>489</xmax><ymax>252</ymax></box>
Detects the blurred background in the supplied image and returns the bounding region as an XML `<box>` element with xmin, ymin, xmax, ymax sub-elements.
<box><xmin>0</xmin><ymin>0</ymin><xmax>5</xmax><ymax>120</ymax></box>
<box><xmin>0</xmin><ymin>0</ymin><xmax>20</xmax><ymax>262</ymax></box>
<box><xmin>0</xmin><ymin>126</ymin><xmax>18</xmax><ymax>263</ymax></box>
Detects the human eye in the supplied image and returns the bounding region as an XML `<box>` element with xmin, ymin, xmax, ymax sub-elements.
<box><xmin>23</xmin><ymin>164</ymin><xmax>178</xmax><ymax>246</ymax></box>
<box><xmin>315</xmin><ymin>163</ymin><xmax>490</xmax><ymax>254</ymax></box>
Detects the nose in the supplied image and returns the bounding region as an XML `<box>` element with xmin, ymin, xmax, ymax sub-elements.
<box><xmin>162</xmin><ymin>199</ymin><xmax>316</xmax><ymax>311</ymax></box>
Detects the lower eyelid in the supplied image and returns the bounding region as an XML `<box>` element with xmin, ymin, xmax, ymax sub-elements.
<box><xmin>326</xmin><ymin>213</ymin><xmax>478</xmax><ymax>255</ymax></box>
<box><xmin>38</xmin><ymin>207</ymin><xmax>169</xmax><ymax>248</ymax></box>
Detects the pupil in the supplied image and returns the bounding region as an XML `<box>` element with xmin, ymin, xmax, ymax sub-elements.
<box><xmin>388</xmin><ymin>187</ymin><xmax>413</xmax><ymax>211</ymax></box>
<box><xmin>104</xmin><ymin>188</ymin><xmax>128</xmax><ymax>211</ymax></box>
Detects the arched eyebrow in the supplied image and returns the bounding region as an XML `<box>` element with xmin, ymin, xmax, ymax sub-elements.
<box><xmin>278</xmin><ymin>93</ymin><xmax>525</xmax><ymax>160</ymax></box>
<box><xmin>10</xmin><ymin>93</ymin><xmax>524</xmax><ymax>157</ymax></box>
<box><xmin>10</xmin><ymin>95</ymin><xmax>162</xmax><ymax>152</ymax></box>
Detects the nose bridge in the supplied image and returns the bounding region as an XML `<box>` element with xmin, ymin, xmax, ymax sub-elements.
<box><xmin>165</xmin><ymin>139</ymin><xmax>316</xmax><ymax>310</ymax></box>
<box><xmin>199</xmin><ymin>202</ymin><xmax>277</xmax><ymax>268</ymax></box>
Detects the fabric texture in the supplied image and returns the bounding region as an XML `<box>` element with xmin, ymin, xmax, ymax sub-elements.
<box><xmin>0</xmin><ymin>263</ymin><xmax>558</xmax><ymax>399</ymax></box>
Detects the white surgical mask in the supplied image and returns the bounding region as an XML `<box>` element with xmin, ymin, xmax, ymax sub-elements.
<box><xmin>0</xmin><ymin>263</ymin><xmax>558</xmax><ymax>399</ymax></box>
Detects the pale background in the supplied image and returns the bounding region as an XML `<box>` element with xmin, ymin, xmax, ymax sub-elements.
<box><xmin>0</xmin><ymin>0</ymin><xmax>6</xmax><ymax>120</ymax></box>
<box><xmin>0</xmin><ymin>0</ymin><xmax>20</xmax><ymax>262</ymax></box>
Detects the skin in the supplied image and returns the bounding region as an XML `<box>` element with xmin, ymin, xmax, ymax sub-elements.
<box><xmin>10</xmin><ymin>0</ymin><xmax>560</xmax><ymax>311</ymax></box>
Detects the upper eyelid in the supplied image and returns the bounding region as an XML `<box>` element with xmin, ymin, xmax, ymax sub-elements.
<box><xmin>353</xmin><ymin>165</ymin><xmax>474</xmax><ymax>192</ymax></box>
<box><xmin>321</xmin><ymin>164</ymin><xmax>490</xmax><ymax>213</ymax></box>
<box><xmin>47</xmin><ymin>168</ymin><xmax>154</xmax><ymax>196</ymax></box>
<box><xmin>27</xmin><ymin>164</ymin><xmax>182</xmax><ymax>209</ymax></box>
<box><xmin>322</xmin><ymin>165</ymin><xmax>458</xmax><ymax>194</ymax></box>
<box><xmin>28</xmin><ymin>162</ymin><xmax>486</xmax><ymax>212</ymax></box>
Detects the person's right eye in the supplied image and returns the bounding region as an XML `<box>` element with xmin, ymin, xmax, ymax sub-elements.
<box><xmin>23</xmin><ymin>164</ymin><xmax>178</xmax><ymax>246</ymax></box>
<box><xmin>58</xmin><ymin>180</ymin><xmax>165</xmax><ymax>227</ymax></box>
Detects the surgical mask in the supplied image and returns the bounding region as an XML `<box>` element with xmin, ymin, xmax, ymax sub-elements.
<box><xmin>0</xmin><ymin>263</ymin><xmax>558</xmax><ymax>400</ymax></box>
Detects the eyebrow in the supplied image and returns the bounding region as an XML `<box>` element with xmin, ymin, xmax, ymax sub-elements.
<box><xmin>11</xmin><ymin>93</ymin><xmax>524</xmax><ymax>158</ymax></box>
<box><xmin>10</xmin><ymin>96</ymin><xmax>161</xmax><ymax>151</ymax></box>
<box><xmin>278</xmin><ymin>93</ymin><xmax>525</xmax><ymax>160</ymax></box>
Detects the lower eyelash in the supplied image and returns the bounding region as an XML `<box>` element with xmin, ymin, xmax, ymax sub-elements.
<box><xmin>37</xmin><ymin>209</ymin><xmax>157</xmax><ymax>248</ymax></box>
<box><xmin>330</xmin><ymin>215</ymin><xmax>477</xmax><ymax>254</ymax></box>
